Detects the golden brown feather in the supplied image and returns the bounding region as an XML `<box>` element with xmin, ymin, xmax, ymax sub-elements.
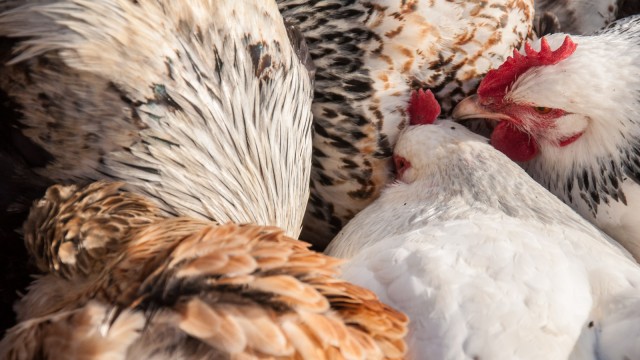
<box><xmin>7</xmin><ymin>182</ymin><xmax>408</xmax><ymax>359</ymax></box>
<box><xmin>23</xmin><ymin>181</ymin><xmax>165</xmax><ymax>279</ymax></box>
<box><xmin>1</xmin><ymin>301</ymin><xmax>144</xmax><ymax>360</ymax></box>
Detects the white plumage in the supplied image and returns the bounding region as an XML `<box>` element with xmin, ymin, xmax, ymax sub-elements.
<box><xmin>453</xmin><ymin>16</ymin><xmax>640</xmax><ymax>261</ymax></box>
<box><xmin>327</xmin><ymin>93</ymin><xmax>640</xmax><ymax>359</ymax></box>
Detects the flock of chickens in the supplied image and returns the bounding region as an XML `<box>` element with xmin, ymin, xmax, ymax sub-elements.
<box><xmin>0</xmin><ymin>0</ymin><xmax>639</xmax><ymax>359</ymax></box>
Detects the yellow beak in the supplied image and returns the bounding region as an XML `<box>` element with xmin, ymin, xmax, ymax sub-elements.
<box><xmin>452</xmin><ymin>95</ymin><xmax>513</xmax><ymax>122</ymax></box>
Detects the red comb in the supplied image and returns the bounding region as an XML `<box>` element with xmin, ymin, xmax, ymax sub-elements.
<box><xmin>408</xmin><ymin>89</ymin><xmax>441</xmax><ymax>125</ymax></box>
<box><xmin>478</xmin><ymin>36</ymin><xmax>577</xmax><ymax>101</ymax></box>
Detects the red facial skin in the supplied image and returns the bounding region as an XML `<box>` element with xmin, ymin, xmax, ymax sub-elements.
<box><xmin>471</xmin><ymin>36</ymin><xmax>581</xmax><ymax>162</ymax></box>
<box><xmin>480</xmin><ymin>100</ymin><xmax>581</xmax><ymax>162</ymax></box>
<box><xmin>558</xmin><ymin>132</ymin><xmax>584</xmax><ymax>147</ymax></box>
<box><xmin>394</xmin><ymin>155</ymin><xmax>411</xmax><ymax>181</ymax></box>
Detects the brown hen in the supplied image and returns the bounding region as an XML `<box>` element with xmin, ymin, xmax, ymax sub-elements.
<box><xmin>3</xmin><ymin>182</ymin><xmax>408</xmax><ymax>360</ymax></box>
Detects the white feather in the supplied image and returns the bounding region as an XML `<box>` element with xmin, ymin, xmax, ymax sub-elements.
<box><xmin>327</xmin><ymin>120</ymin><xmax>640</xmax><ymax>359</ymax></box>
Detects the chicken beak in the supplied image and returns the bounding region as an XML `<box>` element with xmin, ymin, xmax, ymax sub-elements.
<box><xmin>452</xmin><ymin>95</ymin><xmax>512</xmax><ymax>122</ymax></box>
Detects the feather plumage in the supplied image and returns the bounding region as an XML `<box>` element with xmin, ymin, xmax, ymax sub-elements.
<box><xmin>327</xmin><ymin>108</ymin><xmax>640</xmax><ymax>358</ymax></box>
<box><xmin>453</xmin><ymin>16</ymin><xmax>640</xmax><ymax>261</ymax></box>
<box><xmin>534</xmin><ymin>0</ymin><xmax>640</xmax><ymax>36</ymax></box>
<box><xmin>0</xmin><ymin>0</ymin><xmax>315</xmax><ymax>331</ymax></box>
<box><xmin>0</xmin><ymin>0</ymin><xmax>314</xmax><ymax>237</ymax></box>
<box><xmin>4</xmin><ymin>182</ymin><xmax>408</xmax><ymax>359</ymax></box>
<box><xmin>278</xmin><ymin>0</ymin><xmax>534</xmax><ymax>247</ymax></box>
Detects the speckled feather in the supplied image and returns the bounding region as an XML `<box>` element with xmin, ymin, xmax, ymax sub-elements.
<box><xmin>0</xmin><ymin>0</ymin><xmax>314</xmax><ymax>238</ymax></box>
<box><xmin>23</xmin><ymin>181</ymin><xmax>165</xmax><ymax>279</ymax></box>
<box><xmin>4</xmin><ymin>182</ymin><xmax>408</xmax><ymax>359</ymax></box>
<box><xmin>278</xmin><ymin>0</ymin><xmax>534</xmax><ymax>247</ymax></box>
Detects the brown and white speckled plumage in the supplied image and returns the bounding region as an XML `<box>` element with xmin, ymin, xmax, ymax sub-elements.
<box><xmin>3</xmin><ymin>182</ymin><xmax>408</xmax><ymax>359</ymax></box>
<box><xmin>0</xmin><ymin>0</ymin><xmax>313</xmax><ymax>238</ymax></box>
<box><xmin>278</xmin><ymin>0</ymin><xmax>534</xmax><ymax>247</ymax></box>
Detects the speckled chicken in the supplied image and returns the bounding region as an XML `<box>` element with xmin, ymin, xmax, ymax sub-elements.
<box><xmin>0</xmin><ymin>0</ymin><xmax>314</xmax><ymax>330</ymax></box>
<box><xmin>0</xmin><ymin>0</ymin><xmax>314</xmax><ymax>237</ymax></box>
<box><xmin>277</xmin><ymin>0</ymin><xmax>534</xmax><ymax>248</ymax></box>
<box><xmin>1</xmin><ymin>182</ymin><xmax>408</xmax><ymax>359</ymax></box>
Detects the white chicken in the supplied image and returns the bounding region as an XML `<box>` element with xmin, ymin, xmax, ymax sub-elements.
<box><xmin>278</xmin><ymin>0</ymin><xmax>535</xmax><ymax>248</ymax></box>
<box><xmin>453</xmin><ymin>16</ymin><xmax>640</xmax><ymax>261</ymax></box>
<box><xmin>327</xmin><ymin>89</ymin><xmax>640</xmax><ymax>359</ymax></box>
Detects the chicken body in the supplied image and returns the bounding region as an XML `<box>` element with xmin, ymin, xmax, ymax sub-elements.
<box><xmin>326</xmin><ymin>113</ymin><xmax>640</xmax><ymax>359</ymax></box>
<box><xmin>0</xmin><ymin>0</ymin><xmax>314</xmax><ymax>331</ymax></box>
<box><xmin>534</xmin><ymin>0</ymin><xmax>640</xmax><ymax>36</ymax></box>
<box><xmin>0</xmin><ymin>0</ymin><xmax>314</xmax><ymax>237</ymax></box>
<box><xmin>534</xmin><ymin>0</ymin><xmax>621</xmax><ymax>35</ymax></box>
<box><xmin>2</xmin><ymin>182</ymin><xmax>408</xmax><ymax>359</ymax></box>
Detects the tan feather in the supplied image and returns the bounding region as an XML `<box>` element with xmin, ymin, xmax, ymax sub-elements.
<box><xmin>1</xmin><ymin>301</ymin><xmax>144</xmax><ymax>360</ymax></box>
<box><xmin>178</xmin><ymin>298</ymin><xmax>247</xmax><ymax>354</ymax></box>
<box><xmin>251</xmin><ymin>275</ymin><xmax>330</xmax><ymax>312</ymax></box>
<box><xmin>221</xmin><ymin>305</ymin><xmax>294</xmax><ymax>356</ymax></box>
<box><xmin>22</xmin><ymin>181</ymin><xmax>164</xmax><ymax>279</ymax></box>
<box><xmin>281</xmin><ymin>320</ymin><xmax>327</xmax><ymax>360</ymax></box>
<box><xmin>9</xmin><ymin>182</ymin><xmax>408</xmax><ymax>359</ymax></box>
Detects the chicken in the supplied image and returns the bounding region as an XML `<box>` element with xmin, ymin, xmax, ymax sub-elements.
<box><xmin>326</xmin><ymin>90</ymin><xmax>640</xmax><ymax>359</ymax></box>
<box><xmin>2</xmin><ymin>181</ymin><xmax>408</xmax><ymax>359</ymax></box>
<box><xmin>452</xmin><ymin>16</ymin><xmax>640</xmax><ymax>261</ymax></box>
<box><xmin>0</xmin><ymin>0</ymin><xmax>314</xmax><ymax>331</ymax></box>
<box><xmin>0</xmin><ymin>0</ymin><xmax>314</xmax><ymax>237</ymax></box>
<box><xmin>277</xmin><ymin>0</ymin><xmax>535</xmax><ymax>248</ymax></box>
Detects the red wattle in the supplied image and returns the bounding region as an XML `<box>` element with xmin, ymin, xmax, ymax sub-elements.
<box><xmin>491</xmin><ymin>122</ymin><xmax>539</xmax><ymax>162</ymax></box>
<box><xmin>559</xmin><ymin>132</ymin><xmax>584</xmax><ymax>147</ymax></box>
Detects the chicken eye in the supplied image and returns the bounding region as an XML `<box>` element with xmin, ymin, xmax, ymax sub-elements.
<box><xmin>533</xmin><ymin>106</ymin><xmax>552</xmax><ymax>114</ymax></box>
<box><xmin>393</xmin><ymin>155</ymin><xmax>412</xmax><ymax>179</ymax></box>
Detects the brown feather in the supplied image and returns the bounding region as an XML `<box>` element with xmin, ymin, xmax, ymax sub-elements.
<box><xmin>23</xmin><ymin>181</ymin><xmax>164</xmax><ymax>279</ymax></box>
<box><xmin>8</xmin><ymin>182</ymin><xmax>408</xmax><ymax>359</ymax></box>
